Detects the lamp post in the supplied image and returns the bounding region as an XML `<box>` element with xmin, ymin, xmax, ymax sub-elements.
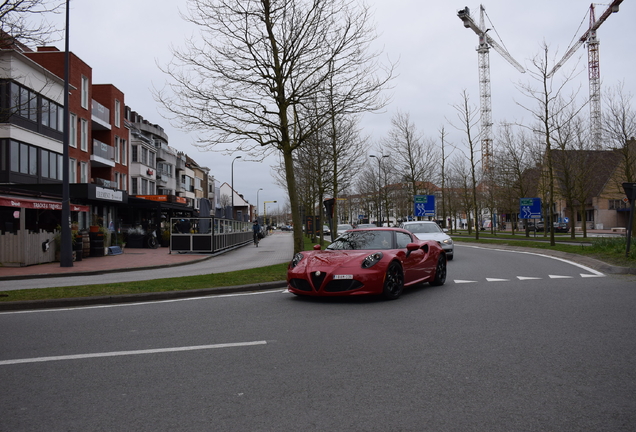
<box><xmin>60</xmin><ymin>0</ymin><xmax>72</xmax><ymax>267</ymax></box>
<box><xmin>264</xmin><ymin>200</ymin><xmax>277</xmax><ymax>226</ymax></box>
<box><xmin>256</xmin><ymin>188</ymin><xmax>263</xmax><ymax>218</ymax></box>
<box><xmin>231</xmin><ymin>156</ymin><xmax>241</xmax><ymax>219</ymax></box>
<box><xmin>370</xmin><ymin>154</ymin><xmax>389</xmax><ymax>226</ymax></box>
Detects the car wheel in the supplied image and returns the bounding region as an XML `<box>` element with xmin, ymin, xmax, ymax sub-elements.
<box><xmin>430</xmin><ymin>255</ymin><xmax>447</xmax><ymax>286</ymax></box>
<box><xmin>382</xmin><ymin>261</ymin><xmax>404</xmax><ymax>300</ymax></box>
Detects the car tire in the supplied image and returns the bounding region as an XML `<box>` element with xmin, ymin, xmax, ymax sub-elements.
<box><xmin>430</xmin><ymin>254</ymin><xmax>447</xmax><ymax>286</ymax></box>
<box><xmin>382</xmin><ymin>261</ymin><xmax>404</xmax><ymax>300</ymax></box>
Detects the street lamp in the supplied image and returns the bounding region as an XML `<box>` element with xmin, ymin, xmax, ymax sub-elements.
<box><xmin>264</xmin><ymin>200</ymin><xmax>277</xmax><ymax>226</ymax></box>
<box><xmin>231</xmin><ymin>156</ymin><xmax>242</xmax><ymax>219</ymax></box>
<box><xmin>256</xmin><ymin>188</ymin><xmax>263</xmax><ymax>218</ymax></box>
<box><xmin>370</xmin><ymin>154</ymin><xmax>389</xmax><ymax>226</ymax></box>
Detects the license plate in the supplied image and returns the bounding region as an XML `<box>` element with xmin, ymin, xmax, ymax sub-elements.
<box><xmin>333</xmin><ymin>274</ymin><xmax>353</xmax><ymax>280</ymax></box>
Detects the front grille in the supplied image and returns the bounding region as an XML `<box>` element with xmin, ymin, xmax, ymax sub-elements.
<box><xmin>289</xmin><ymin>278</ymin><xmax>313</xmax><ymax>292</ymax></box>
<box><xmin>324</xmin><ymin>279</ymin><xmax>363</xmax><ymax>293</ymax></box>
<box><xmin>310</xmin><ymin>272</ymin><xmax>327</xmax><ymax>291</ymax></box>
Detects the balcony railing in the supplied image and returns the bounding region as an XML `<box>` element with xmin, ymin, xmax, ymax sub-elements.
<box><xmin>91</xmin><ymin>99</ymin><xmax>110</xmax><ymax>126</ymax></box>
<box><xmin>91</xmin><ymin>139</ymin><xmax>115</xmax><ymax>167</ymax></box>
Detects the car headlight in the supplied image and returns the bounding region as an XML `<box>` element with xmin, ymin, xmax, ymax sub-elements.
<box><xmin>442</xmin><ymin>239</ymin><xmax>453</xmax><ymax>245</ymax></box>
<box><xmin>361</xmin><ymin>252</ymin><xmax>383</xmax><ymax>269</ymax></box>
<box><xmin>290</xmin><ymin>253</ymin><xmax>304</xmax><ymax>268</ymax></box>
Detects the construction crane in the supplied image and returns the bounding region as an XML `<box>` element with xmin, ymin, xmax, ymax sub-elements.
<box><xmin>457</xmin><ymin>5</ymin><xmax>525</xmax><ymax>169</ymax></box>
<box><xmin>547</xmin><ymin>0</ymin><xmax>622</xmax><ymax>149</ymax></box>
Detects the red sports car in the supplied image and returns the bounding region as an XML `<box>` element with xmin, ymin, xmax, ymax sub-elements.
<box><xmin>287</xmin><ymin>228</ymin><xmax>447</xmax><ymax>299</ymax></box>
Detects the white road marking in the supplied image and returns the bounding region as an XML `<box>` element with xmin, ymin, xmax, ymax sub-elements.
<box><xmin>454</xmin><ymin>280</ymin><xmax>478</xmax><ymax>284</ymax></box>
<box><xmin>0</xmin><ymin>341</ymin><xmax>267</xmax><ymax>366</ymax></box>
<box><xmin>517</xmin><ymin>276</ymin><xmax>542</xmax><ymax>280</ymax></box>
<box><xmin>486</xmin><ymin>278</ymin><xmax>510</xmax><ymax>282</ymax></box>
<box><xmin>580</xmin><ymin>274</ymin><xmax>605</xmax><ymax>278</ymax></box>
<box><xmin>458</xmin><ymin>245</ymin><xmax>605</xmax><ymax>276</ymax></box>
<box><xmin>549</xmin><ymin>275</ymin><xmax>573</xmax><ymax>279</ymax></box>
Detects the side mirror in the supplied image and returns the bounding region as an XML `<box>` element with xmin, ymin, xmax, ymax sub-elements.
<box><xmin>406</xmin><ymin>243</ymin><xmax>420</xmax><ymax>252</ymax></box>
<box><xmin>313</xmin><ymin>244</ymin><xmax>321</xmax><ymax>250</ymax></box>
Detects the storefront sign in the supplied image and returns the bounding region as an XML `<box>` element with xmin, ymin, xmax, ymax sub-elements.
<box><xmin>95</xmin><ymin>187</ymin><xmax>123</xmax><ymax>202</ymax></box>
<box><xmin>0</xmin><ymin>197</ymin><xmax>89</xmax><ymax>212</ymax></box>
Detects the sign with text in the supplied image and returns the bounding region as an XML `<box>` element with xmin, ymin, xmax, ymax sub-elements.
<box><xmin>414</xmin><ymin>195</ymin><xmax>435</xmax><ymax>217</ymax></box>
<box><xmin>519</xmin><ymin>198</ymin><xmax>542</xmax><ymax>219</ymax></box>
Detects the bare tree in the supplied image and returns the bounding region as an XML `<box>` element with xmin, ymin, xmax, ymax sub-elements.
<box><xmin>604</xmin><ymin>82</ymin><xmax>636</xmax><ymax>184</ymax></box>
<box><xmin>0</xmin><ymin>0</ymin><xmax>62</xmax><ymax>48</ymax></box>
<box><xmin>493</xmin><ymin>123</ymin><xmax>534</xmax><ymax>235</ymax></box>
<box><xmin>450</xmin><ymin>90</ymin><xmax>482</xmax><ymax>239</ymax></box>
<box><xmin>155</xmin><ymin>0</ymin><xmax>393</xmax><ymax>254</ymax></box>
<box><xmin>383</xmin><ymin>111</ymin><xmax>438</xmax><ymax>216</ymax></box>
<box><xmin>515</xmin><ymin>43</ymin><xmax>584</xmax><ymax>246</ymax></box>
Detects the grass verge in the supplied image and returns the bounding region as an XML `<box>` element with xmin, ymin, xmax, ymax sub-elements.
<box><xmin>0</xmin><ymin>262</ymin><xmax>289</xmax><ymax>302</ymax></box>
<box><xmin>455</xmin><ymin>236</ymin><xmax>635</xmax><ymax>268</ymax></box>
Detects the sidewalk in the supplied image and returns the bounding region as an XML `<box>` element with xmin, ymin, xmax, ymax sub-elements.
<box><xmin>0</xmin><ymin>231</ymin><xmax>294</xmax><ymax>281</ymax></box>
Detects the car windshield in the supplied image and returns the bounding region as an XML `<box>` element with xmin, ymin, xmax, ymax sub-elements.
<box><xmin>327</xmin><ymin>230</ymin><xmax>393</xmax><ymax>250</ymax></box>
<box><xmin>403</xmin><ymin>223</ymin><xmax>441</xmax><ymax>234</ymax></box>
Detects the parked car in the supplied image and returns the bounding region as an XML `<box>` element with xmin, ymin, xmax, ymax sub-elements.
<box><xmin>336</xmin><ymin>224</ymin><xmax>354</xmax><ymax>237</ymax></box>
<box><xmin>356</xmin><ymin>223</ymin><xmax>377</xmax><ymax>229</ymax></box>
<box><xmin>398</xmin><ymin>221</ymin><xmax>454</xmax><ymax>260</ymax></box>
<box><xmin>287</xmin><ymin>227</ymin><xmax>447</xmax><ymax>299</ymax></box>
<box><xmin>554</xmin><ymin>222</ymin><xmax>569</xmax><ymax>233</ymax></box>
<box><xmin>322</xmin><ymin>225</ymin><xmax>331</xmax><ymax>236</ymax></box>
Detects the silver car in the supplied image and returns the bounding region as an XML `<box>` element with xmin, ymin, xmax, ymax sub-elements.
<box><xmin>399</xmin><ymin>221</ymin><xmax>454</xmax><ymax>260</ymax></box>
<box><xmin>336</xmin><ymin>224</ymin><xmax>354</xmax><ymax>237</ymax></box>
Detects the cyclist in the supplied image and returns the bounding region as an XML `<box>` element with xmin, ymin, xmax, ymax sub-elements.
<box><xmin>252</xmin><ymin>219</ymin><xmax>261</xmax><ymax>247</ymax></box>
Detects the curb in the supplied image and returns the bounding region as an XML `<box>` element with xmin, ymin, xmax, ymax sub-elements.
<box><xmin>0</xmin><ymin>281</ymin><xmax>288</xmax><ymax>311</ymax></box>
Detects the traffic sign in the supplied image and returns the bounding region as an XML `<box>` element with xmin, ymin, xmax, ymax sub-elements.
<box><xmin>414</xmin><ymin>195</ymin><xmax>435</xmax><ymax>217</ymax></box>
<box><xmin>519</xmin><ymin>198</ymin><xmax>542</xmax><ymax>219</ymax></box>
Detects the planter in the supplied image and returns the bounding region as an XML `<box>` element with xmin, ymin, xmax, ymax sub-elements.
<box><xmin>90</xmin><ymin>232</ymin><xmax>105</xmax><ymax>257</ymax></box>
<box><xmin>89</xmin><ymin>225</ymin><xmax>100</xmax><ymax>233</ymax></box>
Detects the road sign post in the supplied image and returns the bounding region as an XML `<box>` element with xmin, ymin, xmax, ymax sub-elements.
<box><xmin>414</xmin><ymin>195</ymin><xmax>435</xmax><ymax>218</ymax></box>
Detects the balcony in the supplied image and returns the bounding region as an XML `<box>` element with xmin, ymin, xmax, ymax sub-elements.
<box><xmin>90</xmin><ymin>139</ymin><xmax>115</xmax><ymax>167</ymax></box>
<box><xmin>94</xmin><ymin>177</ymin><xmax>114</xmax><ymax>188</ymax></box>
<box><xmin>91</xmin><ymin>99</ymin><xmax>111</xmax><ymax>131</ymax></box>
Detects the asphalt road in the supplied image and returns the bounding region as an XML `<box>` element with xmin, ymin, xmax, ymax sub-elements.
<box><xmin>1</xmin><ymin>245</ymin><xmax>635</xmax><ymax>431</ymax></box>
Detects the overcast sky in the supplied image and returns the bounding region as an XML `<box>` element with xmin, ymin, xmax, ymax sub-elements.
<box><xmin>47</xmin><ymin>0</ymin><xmax>635</xmax><ymax>211</ymax></box>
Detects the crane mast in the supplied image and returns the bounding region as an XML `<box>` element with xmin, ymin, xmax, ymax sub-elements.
<box><xmin>457</xmin><ymin>5</ymin><xmax>525</xmax><ymax>169</ymax></box>
<box><xmin>548</xmin><ymin>0</ymin><xmax>622</xmax><ymax>149</ymax></box>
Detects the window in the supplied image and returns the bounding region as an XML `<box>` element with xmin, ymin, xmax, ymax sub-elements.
<box><xmin>150</xmin><ymin>181</ymin><xmax>155</xmax><ymax>194</ymax></box>
<box><xmin>141</xmin><ymin>147</ymin><xmax>148</xmax><ymax>165</ymax></box>
<box><xmin>141</xmin><ymin>178</ymin><xmax>148</xmax><ymax>195</ymax></box>
<box><xmin>114</xmin><ymin>99</ymin><xmax>120</xmax><ymax>128</ymax></box>
<box><xmin>132</xmin><ymin>145</ymin><xmax>138</xmax><ymax>162</ymax></box>
<box><xmin>81</xmin><ymin>75</ymin><xmax>89</xmax><ymax>109</ymax></box>
<box><xmin>121</xmin><ymin>139</ymin><xmax>127</xmax><ymax>165</ymax></box>
<box><xmin>149</xmin><ymin>151</ymin><xmax>155</xmax><ymax>168</ymax></box>
<box><xmin>80</xmin><ymin>161</ymin><xmax>88</xmax><ymax>183</ymax></box>
<box><xmin>69</xmin><ymin>158</ymin><xmax>77</xmax><ymax>183</ymax></box>
<box><xmin>131</xmin><ymin>177</ymin><xmax>138</xmax><ymax>195</ymax></box>
<box><xmin>114</xmin><ymin>136</ymin><xmax>120</xmax><ymax>163</ymax></box>
<box><xmin>80</xmin><ymin>118</ymin><xmax>88</xmax><ymax>151</ymax></box>
<box><xmin>10</xmin><ymin>140</ymin><xmax>38</xmax><ymax>176</ymax></box>
<box><xmin>39</xmin><ymin>148</ymin><xmax>62</xmax><ymax>180</ymax></box>
<box><xmin>69</xmin><ymin>113</ymin><xmax>77</xmax><ymax>148</ymax></box>
<box><xmin>41</xmin><ymin>99</ymin><xmax>49</xmax><ymax>127</ymax></box>
<box><xmin>609</xmin><ymin>199</ymin><xmax>628</xmax><ymax>210</ymax></box>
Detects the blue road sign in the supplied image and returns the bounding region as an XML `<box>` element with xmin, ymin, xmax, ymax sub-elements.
<box><xmin>414</xmin><ymin>195</ymin><xmax>435</xmax><ymax>217</ymax></box>
<box><xmin>519</xmin><ymin>198</ymin><xmax>542</xmax><ymax>219</ymax></box>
